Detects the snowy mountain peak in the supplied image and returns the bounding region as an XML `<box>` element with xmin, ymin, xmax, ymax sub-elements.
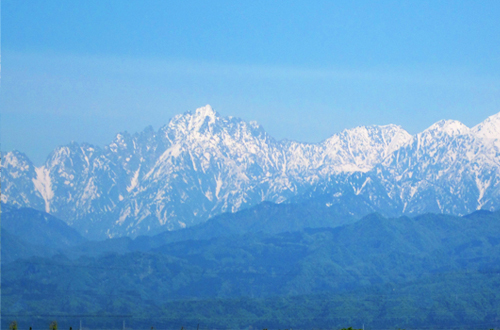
<box><xmin>2</xmin><ymin>106</ymin><xmax>499</xmax><ymax>239</ymax></box>
<box><xmin>423</xmin><ymin>119</ymin><xmax>469</xmax><ymax>137</ymax></box>
<box><xmin>339</xmin><ymin>124</ymin><xmax>410</xmax><ymax>141</ymax></box>
<box><xmin>472</xmin><ymin>111</ymin><xmax>500</xmax><ymax>140</ymax></box>
<box><xmin>195</xmin><ymin>104</ymin><xmax>216</xmax><ymax>118</ymax></box>
<box><xmin>320</xmin><ymin>124</ymin><xmax>412</xmax><ymax>173</ymax></box>
<box><xmin>165</xmin><ymin>104</ymin><xmax>220</xmax><ymax>136</ymax></box>
<box><xmin>3</xmin><ymin>150</ymin><xmax>31</xmax><ymax>169</ymax></box>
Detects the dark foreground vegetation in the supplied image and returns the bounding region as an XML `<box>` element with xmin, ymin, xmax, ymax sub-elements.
<box><xmin>8</xmin><ymin>323</ymin><xmax>373</xmax><ymax>330</ymax></box>
<box><xmin>3</xmin><ymin>271</ymin><xmax>499</xmax><ymax>329</ymax></box>
<box><xmin>2</xmin><ymin>204</ymin><xmax>500</xmax><ymax>329</ymax></box>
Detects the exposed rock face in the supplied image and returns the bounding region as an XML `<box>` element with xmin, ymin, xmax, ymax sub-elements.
<box><xmin>3</xmin><ymin>105</ymin><xmax>499</xmax><ymax>239</ymax></box>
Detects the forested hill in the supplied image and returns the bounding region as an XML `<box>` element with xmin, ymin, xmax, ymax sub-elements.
<box><xmin>2</xmin><ymin>205</ymin><xmax>500</xmax><ymax>329</ymax></box>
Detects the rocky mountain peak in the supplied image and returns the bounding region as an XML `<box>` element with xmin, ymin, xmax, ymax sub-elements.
<box><xmin>472</xmin><ymin>111</ymin><xmax>500</xmax><ymax>140</ymax></box>
<box><xmin>195</xmin><ymin>104</ymin><xmax>216</xmax><ymax>118</ymax></box>
<box><xmin>423</xmin><ymin>119</ymin><xmax>469</xmax><ymax>137</ymax></box>
<box><xmin>2</xmin><ymin>106</ymin><xmax>499</xmax><ymax>239</ymax></box>
<box><xmin>320</xmin><ymin>124</ymin><xmax>412</xmax><ymax>172</ymax></box>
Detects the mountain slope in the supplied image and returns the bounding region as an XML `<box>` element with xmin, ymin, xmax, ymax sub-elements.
<box><xmin>2</xmin><ymin>106</ymin><xmax>499</xmax><ymax>239</ymax></box>
<box><xmin>299</xmin><ymin>113</ymin><xmax>500</xmax><ymax>217</ymax></box>
<box><xmin>2</xmin><ymin>105</ymin><xmax>412</xmax><ymax>238</ymax></box>
<box><xmin>1</xmin><ymin>204</ymin><xmax>87</xmax><ymax>263</ymax></box>
<box><xmin>1</xmin><ymin>204</ymin><xmax>86</xmax><ymax>249</ymax></box>
<box><xmin>3</xmin><ymin>211</ymin><xmax>500</xmax><ymax>329</ymax></box>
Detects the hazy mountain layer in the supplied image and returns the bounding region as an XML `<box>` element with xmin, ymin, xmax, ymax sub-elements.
<box><xmin>2</xmin><ymin>210</ymin><xmax>500</xmax><ymax>329</ymax></box>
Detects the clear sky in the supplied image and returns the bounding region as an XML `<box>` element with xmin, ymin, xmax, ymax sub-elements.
<box><xmin>2</xmin><ymin>0</ymin><xmax>500</xmax><ymax>165</ymax></box>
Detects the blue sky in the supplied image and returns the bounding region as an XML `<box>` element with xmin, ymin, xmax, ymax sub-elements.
<box><xmin>2</xmin><ymin>0</ymin><xmax>500</xmax><ymax>164</ymax></box>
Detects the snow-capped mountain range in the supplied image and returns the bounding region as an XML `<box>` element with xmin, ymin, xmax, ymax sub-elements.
<box><xmin>3</xmin><ymin>105</ymin><xmax>500</xmax><ymax>239</ymax></box>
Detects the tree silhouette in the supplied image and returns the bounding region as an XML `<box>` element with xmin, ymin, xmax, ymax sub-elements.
<box><xmin>9</xmin><ymin>321</ymin><xmax>18</xmax><ymax>330</ymax></box>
